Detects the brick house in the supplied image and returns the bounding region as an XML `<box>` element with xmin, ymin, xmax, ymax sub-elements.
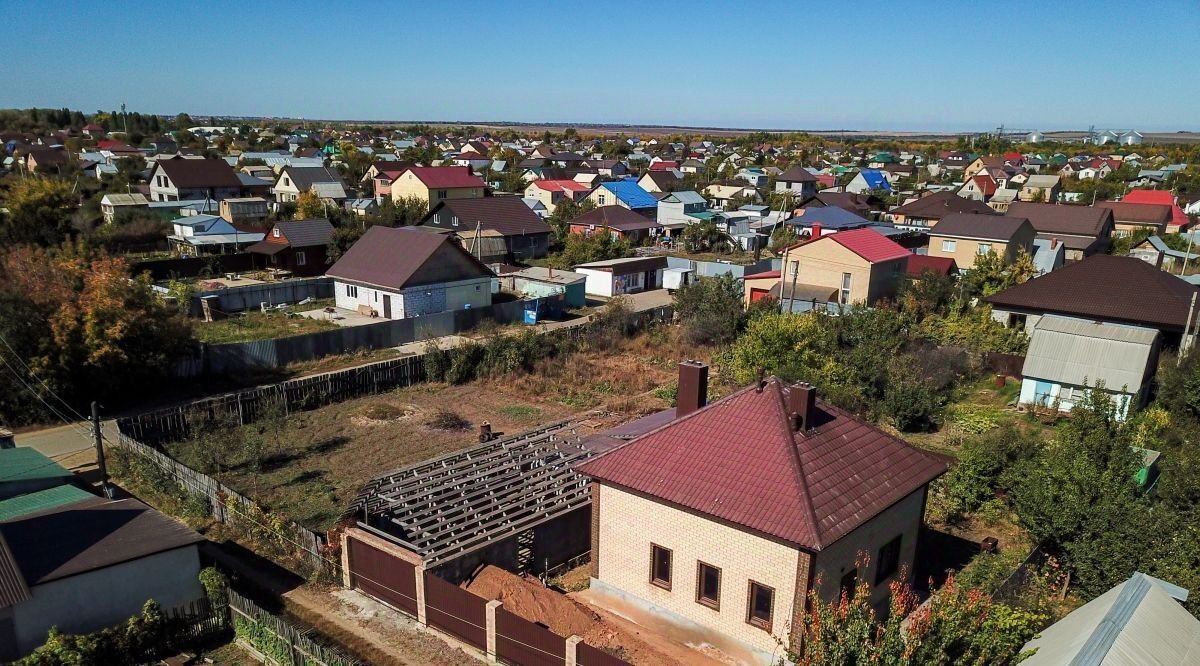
<box><xmin>578</xmin><ymin>365</ymin><xmax>947</xmax><ymax>664</ymax></box>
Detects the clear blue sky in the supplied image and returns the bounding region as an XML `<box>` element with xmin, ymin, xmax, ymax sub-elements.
<box><xmin>4</xmin><ymin>1</ymin><xmax>1198</xmax><ymax>132</ymax></box>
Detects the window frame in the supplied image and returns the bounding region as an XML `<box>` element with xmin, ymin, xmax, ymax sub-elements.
<box><xmin>875</xmin><ymin>535</ymin><xmax>902</xmax><ymax>585</ymax></box>
<box><xmin>295</xmin><ymin>250</ymin><xmax>307</xmax><ymax>266</ymax></box>
<box><xmin>840</xmin><ymin>272</ymin><xmax>852</xmax><ymax>304</ymax></box>
<box><xmin>649</xmin><ymin>544</ymin><xmax>672</xmax><ymax>590</ymax></box>
<box><xmin>695</xmin><ymin>561</ymin><xmax>722</xmax><ymax>611</ymax></box>
<box><xmin>941</xmin><ymin>239</ymin><xmax>957</xmax><ymax>252</ymax></box>
<box><xmin>746</xmin><ymin>581</ymin><xmax>775</xmax><ymax>632</ymax></box>
<box><xmin>977</xmin><ymin>242</ymin><xmax>993</xmax><ymax>255</ymax></box>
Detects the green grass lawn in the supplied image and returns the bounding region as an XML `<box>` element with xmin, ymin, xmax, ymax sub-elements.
<box><xmin>906</xmin><ymin>375</ymin><xmax>1054</xmax><ymax>457</ymax></box>
<box><xmin>194</xmin><ymin>311</ymin><xmax>339</xmax><ymax>344</ymax></box>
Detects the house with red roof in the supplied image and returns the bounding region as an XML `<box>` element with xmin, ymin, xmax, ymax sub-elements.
<box><xmin>523</xmin><ymin>179</ymin><xmax>591</xmax><ymax>213</ymax></box>
<box><xmin>1122</xmin><ymin>189</ymin><xmax>1190</xmax><ymax>230</ymax></box>
<box><xmin>774</xmin><ymin>228</ymin><xmax>911</xmax><ymax>311</ymax></box>
<box><xmin>389</xmin><ymin>166</ymin><xmax>485</xmax><ymax>205</ymax></box>
<box><xmin>579</xmin><ymin>364</ymin><xmax>947</xmax><ymax>662</ymax></box>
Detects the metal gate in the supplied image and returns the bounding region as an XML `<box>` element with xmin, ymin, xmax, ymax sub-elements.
<box><xmin>346</xmin><ymin>536</ymin><xmax>419</xmax><ymax>616</ymax></box>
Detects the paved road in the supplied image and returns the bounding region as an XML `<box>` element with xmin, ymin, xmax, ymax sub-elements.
<box><xmin>12</xmin><ymin>419</ymin><xmax>119</xmax><ymax>473</ymax></box>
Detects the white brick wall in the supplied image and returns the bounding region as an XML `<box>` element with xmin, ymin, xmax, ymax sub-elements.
<box><xmin>810</xmin><ymin>488</ymin><xmax>927</xmax><ymax>610</ymax></box>
<box><xmin>595</xmin><ymin>484</ymin><xmax>803</xmax><ymax>654</ymax></box>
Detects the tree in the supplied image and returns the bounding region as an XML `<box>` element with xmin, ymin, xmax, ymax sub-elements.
<box><xmin>789</xmin><ymin>571</ymin><xmax>1043</xmax><ymax>665</ymax></box>
<box><xmin>1011</xmin><ymin>386</ymin><xmax>1151</xmax><ymax>596</ymax></box>
<box><xmin>0</xmin><ymin>246</ymin><xmax>191</xmax><ymax>424</ymax></box>
<box><xmin>769</xmin><ymin>224</ymin><xmax>799</xmax><ymax>253</ymax></box>
<box><xmin>546</xmin><ymin>197</ymin><xmax>595</xmax><ymax>245</ymax></box>
<box><xmin>294</xmin><ymin>191</ymin><xmax>325</xmax><ymax>220</ymax></box>
<box><xmin>680</xmin><ymin>219</ymin><xmax>735</xmax><ymax>254</ymax></box>
<box><xmin>1</xmin><ymin>177</ymin><xmax>76</xmax><ymax>245</ymax></box>
<box><xmin>673</xmin><ymin>274</ymin><xmax>744</xmax><ymax>345</ymax></box>
<box><xmin>960</xmin><ymin>248</ymin><xmax>1037</xmax><ymax>300</ymax></box>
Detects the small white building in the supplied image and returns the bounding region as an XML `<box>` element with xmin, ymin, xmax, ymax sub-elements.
<box><xmin>326</xmin><ymin>226</ymin><xmax>494</xmax><ymax>320</ymax></box>
<box><xmin>167</xmin><ymin>215</ymin><xmax>264</xmax><ymax>256</ymax></box>
<box><xmin>573</xmin><ymin>256</ymin><xmax>667</xmax><ymax>298</ymax></box>
<box><xmin>1019</xmin><ymin>315</ymin><xmax>1160</xmax><ymax>420</ymax></box>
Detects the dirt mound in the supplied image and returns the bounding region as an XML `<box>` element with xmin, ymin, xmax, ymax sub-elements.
<box><xmin>465</xmin><ymin>565</ymin><xmax>599</xmax><ymax>638</ymax></box>
<box><xmin>463</xmin><ymin>565</ymin><xmax>721</xmax><ymax>666</ymax></box>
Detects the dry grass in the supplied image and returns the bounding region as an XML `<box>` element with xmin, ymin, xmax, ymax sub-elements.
<box><xmin>166</xmin><ymin>329</ymin><xmax>716</xmax><ymax>531</ymax></box>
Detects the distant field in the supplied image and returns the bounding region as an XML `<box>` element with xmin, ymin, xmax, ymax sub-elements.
<box><xmin>235</xmin><ymin>115</ymin><xmax>1200</xmax><ymax>142</ymax></box>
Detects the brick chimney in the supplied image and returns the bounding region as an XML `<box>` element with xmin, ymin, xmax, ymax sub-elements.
<box><xmin>788</xmin><ymin>382</ymin><xmax>817</xmax><ymax>433</ymax></box>
<box><xmin>811</xmin><ymin>222</ymin><xmax>823</xmax><ymax>239</ymax></box>
<box><xmin>676</xmin><ymin>360</ymin><xmax>709</xmax><ymax>418</ymax></box>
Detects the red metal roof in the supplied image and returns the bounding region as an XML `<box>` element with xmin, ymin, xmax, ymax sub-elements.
<box><xmin>406</xmin><ymin>166</ymin><xmax>485</xmax><ymax>189</ymax></box>
<box><xmin>649</xmin><ymin>161</ymin><xmax>679</xmax><ymax>171</ymax></box>
<box><xmin>906</xmin><ymin>254</ymin><xmax>957</xmax><ymax>276</ymax></box>
<box><xmin>579</xmin><ymin>379</ymin><xmax>947</xmax><ymax>550</ymax></box>
<box><xmin>828</xmin><ymin>228</ymin><xmax>911</xmax><ymax>263</ymax></box>
<box><xmin>743</xmin><ymin>270</ymin><xmax>781</xmax><ymax>280</ymax></box>
<box><xmin>1123</xmin><ymin>190</ymin><xmax>1189</xmax><ymax>228</ymax></box>
<box><xmin>532</xmin><ymin>179</ymin><xmax>590</xmax><ymax>192</ymax></box>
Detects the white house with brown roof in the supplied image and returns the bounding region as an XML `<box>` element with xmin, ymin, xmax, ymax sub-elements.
<box><xmin>148</xmin><ymin>156</ymin><xmax>243</xmax><ymax>202</ymax></box>
<box><xmin>579</xmin><ymin>367</ymin><xmax>947</xmax><ymax>664</ymax></box>
<box><xmin>326</xmin><ymin>226</ymin><xmax>493</xmax><ymax>319</ymax></box>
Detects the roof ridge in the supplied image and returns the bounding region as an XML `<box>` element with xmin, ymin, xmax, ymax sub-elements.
<box><xmin>769</xmin><ymin>379</ymin><xmax>824</xmax><ymax>548</ymax></box>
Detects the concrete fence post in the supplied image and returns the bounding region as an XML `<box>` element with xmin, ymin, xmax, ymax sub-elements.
<box><xmin>414</xmin><ymin>563</ymin><xmax>428</xmax><ymax>625</ymax></box>
<box><xmin>565</xmin><ymin>635</ymin><xmax>583</xmax><ymax>666</ymax></box>
<box><xmin>485</xmin><ymin>600</ymin><xmax>502</xmax><ymax>662</ymax></box>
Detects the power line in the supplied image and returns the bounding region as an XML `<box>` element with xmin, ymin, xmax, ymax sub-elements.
<box><xmin>0</xmin><ymin>352</ymin><xmax>90</xmax><ymax>439</ymax></box>
<box><xmin>0</xmin><ymin>332</ymin><xmax>89</xmax><ymax>423</ymax></box>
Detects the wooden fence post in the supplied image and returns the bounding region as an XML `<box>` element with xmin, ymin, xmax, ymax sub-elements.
<box><xmin>485</xmin><ymin>599</ymin><xmax>501</xmax><ymax>663</ymax></box>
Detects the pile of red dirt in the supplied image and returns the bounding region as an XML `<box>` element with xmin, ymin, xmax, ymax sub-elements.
<box><xmin>463</xmin><ymin>565</ymin><xmax>727</xmax><ymax>666</ymax></box>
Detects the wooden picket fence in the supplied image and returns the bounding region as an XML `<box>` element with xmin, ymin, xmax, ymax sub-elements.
<box><xmin>113</xmin><ymin>432</ymin><xmax>331</xmax><ymax>576</ymax></box>
<box><xmin>228</xmin><ymin>591</ymin><xmax>362</xmax><ymax>666</ymax></box>
<box><xmin>118</xmin><ymin>355</ymin><xmax>425</xmax><ymax>445</ymax></box>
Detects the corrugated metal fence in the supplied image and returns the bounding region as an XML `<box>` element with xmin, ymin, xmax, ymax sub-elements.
<box><xmin>189</xmin><ymin>277</ymin><xmax>335</xmax><ymax>317</ymax></box>
<box><xmin>178</xmin><ymin>294</ymin><xmax>566</xmax><ymax>376</ymax></box>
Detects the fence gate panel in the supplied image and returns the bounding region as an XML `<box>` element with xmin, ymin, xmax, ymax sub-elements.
<box><xmin>495</xmin><ymin>607</ymin><xmax>565</xmax><ymax>666</ymax></box>
<box><xmin>577</xmin><ymin>643</ymin><xmax>633</xmax><ymax>666</ymax></box>
<box><xmin>346</xmin><ymin>536</ymin><xmax>418</xmax><ymax>616</ymax></box>
<box><xmin>423</xmin><ymin>572</ymin><xmax>488</xmax><ymax>650</ymax></box>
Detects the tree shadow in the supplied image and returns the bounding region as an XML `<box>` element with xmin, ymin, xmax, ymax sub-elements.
<box><xmin>309</xmin><ymin>436</ymin><xmax>349</xmax><ymax>455</ymax></box>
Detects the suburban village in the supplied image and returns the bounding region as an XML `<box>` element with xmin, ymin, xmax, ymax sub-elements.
<box><xmin>4</xmin><ymin>7</ymin><xmax>1200</xmax><ymax>665</ymax></box>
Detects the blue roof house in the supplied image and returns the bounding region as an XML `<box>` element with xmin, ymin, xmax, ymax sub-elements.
<box><xmin>845</xmin><ymin>169</ymin><xmax>893</xmax><ymax>195</ymax></box>
<box><xmin>789</xmin><ymin>207</ymin><xmax>872</xmax><ymax>234</ymax></box>
<box><xmin>587</xmin><ymin>180</ymin><xmax>658</xmax><ymax>216</ymax></box>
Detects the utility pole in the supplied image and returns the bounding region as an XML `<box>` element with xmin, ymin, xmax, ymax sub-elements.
<box><xmin>91</xmin><ymin>401</ymin><xmax>111</xmax><ymax>498</ymax></box>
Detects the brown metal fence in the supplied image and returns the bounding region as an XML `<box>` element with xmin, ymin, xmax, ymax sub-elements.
<box><xmin>576</xmin><ymin>643</ymin><xmax>631</xmax><ymax>666</ymax></box>
<box><xmin>345</xmin><ymin>536</ymin><xmax>419</xmax><ymax>616</ymax></box>
<box><xmin>495</xmin><ymin>607</ymin><xmax>566</xmax><ymax>666</ymax></box>
<box><xmin>423</xmin><ymin>572</ymin><xmax>488</xmax><ymax>649</ymax></box>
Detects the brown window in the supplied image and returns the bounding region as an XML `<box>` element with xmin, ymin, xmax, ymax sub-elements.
<box><xmin>747</xmin><ymin>581</ymin><xmax>774</xmax><ymax>631</ymax></box>
<box><xmin>876</xmin><ymin>535</ymin><xmax>902</xmax><ymax>585</ymax></box>
<box><xmin>650</xmin><ymin>544</ymin><xmax>672</xmax><ymax>589</ymax></box>
<box><xmin>695</xmin><ymin>562</ymin><xmax>721</xmax><ymax>610</ymax></box>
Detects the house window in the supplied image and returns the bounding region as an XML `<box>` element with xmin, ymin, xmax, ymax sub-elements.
<box><xmin>345</xmin><ymin>285</ymin><xmax>358</xmax><ymax>298</ymax></box>
<box><xmin>977</xmin><ymin>243</ymin><xmax>992</xmax><ymax>255</ymax></box>
<box><xmin>599</xmin><ymin>194</ymin><xmax>606</xmax><ymax>205</ymax></box>
<box><xmin>941</xmin><ymin>239</ymin><xmax>957</xmax><ymax>252</ymax></box>
<box><xmin>452</xmin><ymin>216</ymin><xmax>459</xmax><ymax>227</ymax></box>
<box><xmin>272</xmin><ymin>228</ymin><xmax>281</xmax><ymax>237</ymax></box>
<box><xmin>650</xmin><ymin>544</ymin><xmax>672</xmax><ymax>590</ymax></box>
<box><xmin>840</xmin><ymin>272</ymin><xmax>852</xmax><ymax>304</ymax></box>
<box><xmin>747</xmin><ymin>581</ymin><xmax>774</xmax><ymax>632</ymax></box>
<box><xmin>695</xmin><ymin>562</ymin><xmax>721</xmax><ymax>610</ymax></box>
<box><xmin>876</xmin><ymin>535</ymin><xmax>902</xmax><ymax>585</ymax></box>
<box><xmin>840</xmin><ymin>569</ymin><xmax>858</xmax><ymax>600</ymax></box>
<box><xmin>283</xmin><ymin>177</ymin><xmax>290</xmax><ymax>187</ymax></box>
<box><xmin>437</xmin><ymin>190</ymin><xmax>448</xmax><ymax>199</ymax></box>
<box><xmin>295</xmin><ymin>251</ymin><xmax>306</xmax><ymax>266</ymax></box>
